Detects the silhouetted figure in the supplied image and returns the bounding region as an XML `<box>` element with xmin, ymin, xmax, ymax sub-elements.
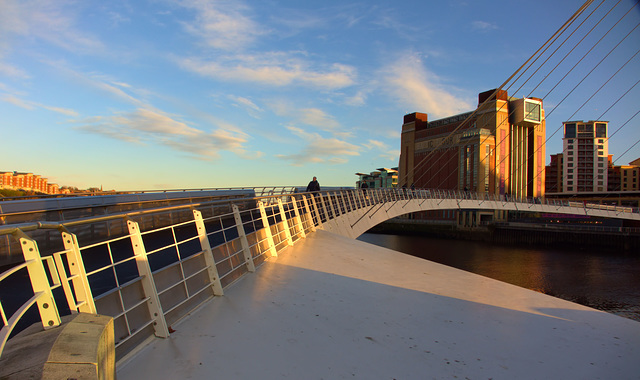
<box><xmin>306</xmin><ymin>176</ymin><xmax>320</xmax><ymax>192</ymax></box>
<box><xmin>360</xmin><ymin>181</ymin><xmax>368</xmax><ymax>194</ymax></box>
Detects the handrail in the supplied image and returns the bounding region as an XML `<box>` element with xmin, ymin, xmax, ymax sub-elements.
<box><xmin>1</xmin><ymin>187</ymin><xmax>638</xmax><ymax>362</ymax></box>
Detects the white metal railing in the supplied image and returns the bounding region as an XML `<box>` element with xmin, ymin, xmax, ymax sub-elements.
<box><xmin>0</xmin><ymin>187</ymin><xmax>638</xmax><ymax>360</ymax></box>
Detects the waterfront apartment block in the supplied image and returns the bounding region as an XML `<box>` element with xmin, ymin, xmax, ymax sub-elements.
<box><xmin>545</xmin><ymin>120</ymin><xmax>639</xmax><ymax>194</ymax></box>
<box><xmin>0</xmin><ymin>171</ymin><xmax>59</xmax><ymax>194</ymax></box>
<box><xmin>562</xmin><ymin>120</ymin><xmax>609</xmax><ymax>193</ymax></box>
<box><xmin>399</xmin><ymin>89</ymin><xmax>546</xmax><ymax>199</ymax></box>
<box><xmin>355</xmin><ymin>167</ymin><xmax>398</xmax><ymax>189</ymax></box>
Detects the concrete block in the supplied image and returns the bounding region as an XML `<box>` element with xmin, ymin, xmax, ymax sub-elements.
<box><xmin>43</xmin><ymin>314</ymin><xmax>115</xmax><ymax>380</ymax></box>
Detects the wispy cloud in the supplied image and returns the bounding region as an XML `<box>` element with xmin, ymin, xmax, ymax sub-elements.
<box><xmin>1</xmin><ymin>94</ymin><xmax>78</xmax><ymax>116</ymax></box>
<box><xmin>0</xmin><ymin>61</ymin><xmax>29</xmax><ymax>78</ymax></box>
<box><xmin>381</xmin><ymin>52</ymin><xmax>472</xmax><ymax>118</ymax></box>
<box><xmin>175</xmin><ymin>1</ymin><xmax>357</xmax><ymax>90</ymax></box>
<box><xmin>269</xmin><ymin>101</ymin><xmax>343</xmax><ymax>134</ymax></box>
<box><xmin>179</xmin><ymin>0</ymin><xmax>264</xmax><ymax>51</ymax></box>
<box><xmin>74</xmin><ymin>108</ymin><xmax>257</xmax><ymax>160</ymax></box>
<box><xmin>276</xmin><ymin>126</ymin><xmax>360</xmax><ymax>165</ymax></box>
<box><xmin>0</xmin><ymin>0</ymin><xmax>104</xmax><ymax>55</ymax></box>
<box><xmin>364</xmin><ymin>139</ymin><xmax>400</xmax><ymax>163</ymax></box>
<box><xmin>228</xmin><ymin>95</ymin><xmax>263</xmax><ymax>118</ymax></box>
<box><xmin>471</xmin><ymin>20</ymin><xmax>499</xmax><ymax>32</ymax></box>
<box><xmin>44</xmin><ymin>62</ymin><xmax>149</xmax><ymax>106</ymax></box>
<box><xmin>179</xmin><ymin>54</ymin><xmax>356</xmax><ymax>90</ymax></box>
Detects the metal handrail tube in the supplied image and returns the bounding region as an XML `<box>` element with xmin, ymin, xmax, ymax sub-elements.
<box><xmin>2</xmin><ymin>187</ymin><xmax>640</xmax><ymax>362</ymax></box>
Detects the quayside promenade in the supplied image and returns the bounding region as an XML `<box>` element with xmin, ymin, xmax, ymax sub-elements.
<box><xmin>118</xmin><ymin>229</ymin><xmax>640</xmax><ymax>380</ymax></box>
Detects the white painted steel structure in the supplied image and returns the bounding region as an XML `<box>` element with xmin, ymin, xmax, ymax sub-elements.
<box><xmin>0</xmin><ymin>187</ymin><xmax>639</xmax><ymax>363</ymax></box>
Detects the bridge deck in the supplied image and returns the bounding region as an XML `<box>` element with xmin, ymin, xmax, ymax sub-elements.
<box><xmin>117</xmin><ymin>230</ymin><xmax>640</xmax><ymax>379</ymax></box>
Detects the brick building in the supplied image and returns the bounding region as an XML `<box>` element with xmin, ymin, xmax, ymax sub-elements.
<box><xmin>0</xmin><ymin>171</ymin><xmax>59</xmax><ymax>194</ymax></box>
<box><xmin>399</xmin><ymin>89</ymin><xmax>546</xmax><ymax>199</ymax></box>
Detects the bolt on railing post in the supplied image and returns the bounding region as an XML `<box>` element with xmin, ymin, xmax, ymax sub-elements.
<box><xmin>126</xmin><ymin>220</ymin><xmax>170</xmax><ymax>338</ymax></box>
<box><xmin>277</xmin><ymin>199</ymin><xmax>294</xmax><ymax>246</ymax></box>
<box><xmin>12</xmin><ymin>229</ymin><xmax>61</xmax><ymax>330</ymax></box>
<box><xmin>230</xmin><ymin>205</ymin><xmax>256</xmax><ymax>273</ymax></box>
<box><xmin>258</xmin><ymin>201</ymin><xmax>278</xmax><ymax>257</ymax></box>
<box><xmin>60</xmin><ymin>230</ymin><xmax>97</xmax><ymax>313</ymax></box>
<box><xmin>192</xmin><ymin>210</ymin><xmax>227</xmax><ymax>291</ymax></box>
<box><xmin>290</xmin><ymin>196</ymin><xmax>306</xmax><ymax>239</ymax></box>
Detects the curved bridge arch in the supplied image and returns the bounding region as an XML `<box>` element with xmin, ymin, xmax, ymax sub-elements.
<box><xmin>305</xmin><ymin>188</ymin><xmax>640</xmax><ymax>239</ymax></box>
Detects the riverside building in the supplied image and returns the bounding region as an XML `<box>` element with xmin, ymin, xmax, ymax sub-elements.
<box><xmin>562</xmin><ymin>120</ymin><xmax>609</xmax><ymax>193</ymax></box>
<box><xmin>355</xmin><ymin>168</ymin><xmax>398</xmax><ymax>189</ymax></box>
<box><xmin>398</xmin><ymin>89</ymin><xmax>546</xmax><ymax>226</ymax></box>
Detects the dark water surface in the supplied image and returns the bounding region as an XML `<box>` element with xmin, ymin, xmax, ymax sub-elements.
<box><xmin>357</xmin><ymin>233</ymin><xmax>640</xmax><ymax>322</ymax></box>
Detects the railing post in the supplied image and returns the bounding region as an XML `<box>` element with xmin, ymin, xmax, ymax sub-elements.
<box><xmin>307</xmin><ymin>195</ymin><xmax>323</xmax><ymax>229</ymax></box>
<box><xmin>258</xmin><ymin>201</ymin><xmax>278</xmax><ymax>257</ymax></box>
<box><xmin>290</xmin><ymin>196</ymin><xmax>306</xmax><ymax>239</ymax></box>
<box><xmin>277</xmin><ymin>199</ymin><xmax>294</xmax><ymax>246</ymax></box>
<box><xmin>13</xmin><ymin>229</ymin><xmax>61</xmax><ymax>330</ymax></box>
<box><xmin>60</xmin><ymin>230</ymin><xmax>97</xmax><ymax>314</ymax></box>
<box><xmin>231</xmin><ymin>205</ymin><xmax>256</xmax><ymax>273</ymax></box>
<box><xmin>126</xmin><ymin>220</ymin><xmax>170</xmax><ymax>338</ymax></box>
<box><xmin>192</xmin><ymin>210</ymin><xmax>226</xmax><ymax>293</ymax></box>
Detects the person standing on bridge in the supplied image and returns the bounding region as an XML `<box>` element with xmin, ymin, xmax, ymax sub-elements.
<box><xmin>306</xmin><ymin>176</ymin><xmax>320</xmax><ymax>193</ymax></box>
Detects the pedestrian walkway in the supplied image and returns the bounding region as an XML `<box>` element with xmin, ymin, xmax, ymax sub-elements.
<box><xmin>117</xmin><ymin>230</ymin><xmax>640</xmax><ymax>379</ymax></box>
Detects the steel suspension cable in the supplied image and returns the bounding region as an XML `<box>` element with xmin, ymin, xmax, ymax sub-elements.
<box><xmin>398</xmin><ymin>0</ymin><xmax>596</xmax><ymax>191</ymax></box>
<box><xmin>407</xmin><ymin>0</ymin><xmax>598</xmax><ymax>192</ymax></box>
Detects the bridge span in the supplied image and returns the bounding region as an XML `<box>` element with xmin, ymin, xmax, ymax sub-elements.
<box><xmin>0</xmin><ymin>187</ymin><xmax>639</xmax><ymax>378</ymax></box>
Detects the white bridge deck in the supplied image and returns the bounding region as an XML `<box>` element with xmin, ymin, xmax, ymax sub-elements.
<box><xmin>117</xmin><ymin>230</ymin><xmax>640</xmax><ymax>379</ymax></box>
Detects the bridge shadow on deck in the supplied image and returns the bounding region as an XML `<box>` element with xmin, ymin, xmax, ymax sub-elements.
<box><xmin>117</xmin><ymin>230</ymin><xmax>640</xmax><ymax>380</ymax></box>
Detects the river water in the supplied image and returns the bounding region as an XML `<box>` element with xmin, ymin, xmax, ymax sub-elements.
<box><xmin>357</xmin><ymin>233</ymin><xmax>640</xmax><ymax>322</ymax></box>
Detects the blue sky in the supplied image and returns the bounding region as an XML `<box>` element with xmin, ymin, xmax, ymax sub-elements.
<box><xmin>1</xmin><ymin>0</ymin><xmax>638</xmax><ymax>190</ymax></box>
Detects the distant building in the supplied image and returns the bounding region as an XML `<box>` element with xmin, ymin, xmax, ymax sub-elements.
<box><xmin>547</xmin><ymin>155</ymin><xmax>640</xmax><ymax>194</ymax></box>
<box><xmin>562</xmin><ymin>120</ymin><xmax>609</xmax><ymax>193</ymax></box>
<box><xmin>545</xmin><ymin>120</ymin><xmax>638</xmax><ymax>194</ymax></box>
<box><xmin>0</xmin><ymin>171</ymin><xmax>59</xmax><ymax>194</ymax></box>
<box><xmin>619</xmin><ymin>158</ymin><xmax>640</xmax><ymax>191</ymax></box>
<box><xmin>356</xmin><ymin>168</ymin><xmax>398</xmax><ymax>189</ymax></box>
<box><xmin>545</xmin><ymin>153</ymin><xmax>563</xmax><ymax>193</ymax></box>
<box><xmin>399</xmin><ymin>89</ymin><xmax>546</xmax><ymax>199</ymax></box>
<box><xmin>398</xmin><ymin>89</ymin><xmax>546</xmax><ymax>227</ymax></box>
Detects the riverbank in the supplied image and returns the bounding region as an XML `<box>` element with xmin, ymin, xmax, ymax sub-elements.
<box><xmin>368</xmin><ymin>218</ymin><xmax>640</xmax><ymax>252</ymax></box>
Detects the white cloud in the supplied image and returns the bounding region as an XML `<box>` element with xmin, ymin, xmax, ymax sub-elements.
<box><xmin>74</xmin><ymin>108</ymin><xmax>253</xmax><ymax>160</ymax></box>
<box><xmin>364</xmin><ymin>139</ymin><xmax>400</xmax><ymax>163</ymax></box>
<box><xmin>299</xmin><ymin>108</ymin><xmax>340</xmax><ymax>130</ymax></box>
<box><xmin>179</xmin><ymin>0</ymin><xmax>264</xmax><ymax>51</ymax></box>
<box><xmin>45</xmin><ymin>64</ymin><xmax>147</xmax><ymax>106</ymax></box>
<box><xmin>268</xmin><ymin>101</ymin><xmax>343</xmax><ymax>134</ymax></box>
<box><xmin>382</xmin><ymin>52</ymin><xmax>472</xmax><ymax>118</ymax></box>
<box><xmin>179</xmin><ymin>55</ymin><xmax>355</xmax><ymax>90</ymax></box>
<box><xmin>228</xmin><ymin>95</ymin><xmax>263</xmax><ymax>118</ymax></box>
<box><xmin>472</xmin><ymin>21</ymin><xmax>499</xmax><ymax>32</ymax></box>
<box><xmin>276</xmin><ymin>126</ymin><xmax>360</xmax><ymax>165</ymax></box>
<box><xmin>1</xmin><ymin>94</ymin><xmax>78</xmax><ymax>116</ymax></box>
<box><xmin>0</xmin><ymin>0</ymin><xmax>104</xmax><ymax>55</ymax></box>
<box><xmin>0</xmin><ymin>61</ymin><xmax>29</xmax><ymax>78</ymax></box>
<box><xmin>344</xmin><ymin>90</ymin><xmax>367</xmax><ymax>106</ymax></box>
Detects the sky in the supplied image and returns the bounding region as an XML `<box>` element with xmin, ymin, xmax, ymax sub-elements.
<box><xmin>1</xmin><ymin>0</ymin><xmax>639</xmax><ymax>190</ymax></box>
